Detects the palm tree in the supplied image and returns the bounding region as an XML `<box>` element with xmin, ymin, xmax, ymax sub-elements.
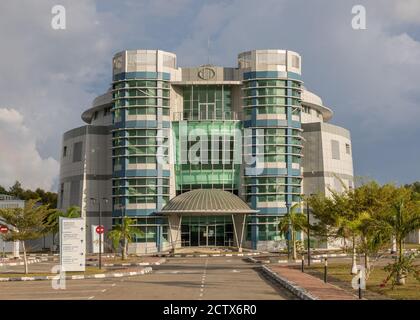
<box><xmin>278</xmin><ymin>204</ymin><xmax>307</xmax><ymax>260</ymax></box>
<box><xmin>378</xmin><ymin>188</ymin><xmax>420</xmax><ymax>285</ymax></box>
<box><xmin>108</xmin><ymin>218</ymin><xmax>142</xmax><ymax>260</ymax></box>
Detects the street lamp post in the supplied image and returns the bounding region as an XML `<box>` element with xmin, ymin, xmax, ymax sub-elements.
<box><xmin>286</xmin><ymin>203</ymin><xmax>291</xmax><ymax>261</ymax></box>
<box><xmin>91</xmin><ymin>197</ymin><xmax>108</xmax><ymax>270</ymax></box>
<box><xmin>306</xmin><ymin>194</ymin><xmax>314</xmax><ymax>266</ymax></box>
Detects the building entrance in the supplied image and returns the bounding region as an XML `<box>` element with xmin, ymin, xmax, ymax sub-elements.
<box><xmin>180</xmin><ymin>216</ymin><xmax>234</xmax><ymax>247</ymax></box>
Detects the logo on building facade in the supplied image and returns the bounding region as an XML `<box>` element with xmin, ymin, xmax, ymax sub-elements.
<box><xmin>198</xmin><ymin>67</ymin><xmax>216</xmax><ymax>80</ymax></box>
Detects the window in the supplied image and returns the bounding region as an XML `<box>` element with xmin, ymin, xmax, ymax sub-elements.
<box><xmin>93</xmin><ymin>111</ymin><xmax>98</xmax><ymax>120</ymax></box>
<box><xmin>69</xmin><ymin>180</ymin><xmax>80</xmax><ymax>206</ymax></box>
<box><xmin>345</xmin><ymin>143</ymin><xmax>351</xmax><ymax>155</ymax></box>
<box><xmin>72</xmin><ymin>142</ymin><xmax>83</xmax><ymax>162</ymax></box>
<box><xmin>331</xmin><ymin>140</ymin><xmax>340</xmax><ymax>160</ymax></box>
<box><xmin>59</xmin><ymin>183</ymin><xmax>64</xmax><ymax>208</ymax></box>
<box><xmin>292</xmin><ymin>55</ymin><xmax>300</xmax><ymax>68</ymax></box>
<box><xmin>63</xmin><ymin>146</ymin><xmax>67</xmax><ymax>157</ymax></box>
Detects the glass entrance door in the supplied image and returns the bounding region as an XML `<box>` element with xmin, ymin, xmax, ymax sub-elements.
<box><xmin>207</xmin><ymin>225</ymin><xmax>216</xmax><ymax>246</ymax></box>
<box><xmin>190</xmin><ymin>225</ymin><xmax>199</xmax><ymax>246</ymax></box>
<box><xmin>199</xmin><ymin>226</ymin><xmax>207</xmax><ymax>246</ymax></box>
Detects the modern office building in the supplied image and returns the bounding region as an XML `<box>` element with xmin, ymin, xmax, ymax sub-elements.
<box><xmin>58</xmin><ymin>49</ymin><xmax>354</xmax><ymax>253</ymax></box>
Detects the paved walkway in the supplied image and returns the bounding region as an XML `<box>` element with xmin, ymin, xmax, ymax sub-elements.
<box><xmin>268</xmin><ymin>265</ymin><xmax>358</xmax><ymax>300</ymax></box>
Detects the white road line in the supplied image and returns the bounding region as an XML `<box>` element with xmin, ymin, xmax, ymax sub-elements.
<box><xmin>88</xmin><ymin>296</ymin><xmax>95</xmax><ymax>300</ymax></box>
<box><xmin>101</xmin><ymin>289</ymin><xmax>107</xmax><ymax>293</ymax></box>
<box><xmin>0</xmin><ymin>289</ymin><xmax>105</xmax><ymax>296</ymax></box>
<box><xmin>112</xmin><ymin>283</ymin><xmax>116</xmax><ymax>287</ymax></box>
<box><xmin>24</xmin><ymin>296</ymin><xmax>94</xmax><ymax>300</ymax></box>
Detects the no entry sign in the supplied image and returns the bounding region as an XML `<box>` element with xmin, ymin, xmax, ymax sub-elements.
<box><xmin>0</xmin><ymin>225</ymin><xmax>8</xmax><ymax>233</ymax></box>
<box><xmin>96</xmin><ymin>225</ymin><xmax>105</xmax><ymax>234</ymax></box>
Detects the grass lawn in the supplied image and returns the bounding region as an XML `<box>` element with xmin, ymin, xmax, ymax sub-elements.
<box><xmin>308</xmin><ymin>263</ymin><xmax>420</xmax><ymax>300</ymax></box>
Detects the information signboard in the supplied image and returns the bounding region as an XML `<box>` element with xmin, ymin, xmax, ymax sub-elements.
<box><xmin>59</xmin><ymin>217</ymin><xmax>85</xmax><ymax>272</ymax></box>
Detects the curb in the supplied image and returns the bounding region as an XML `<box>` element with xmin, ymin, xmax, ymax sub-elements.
<box><xmin>260</xmin><ymin>265</ymin><xmax>318</xmax><ymax>300</ymax></box>
<box><xmin>86</xmin><ymin>258</ymin><xmax>166</xmax><ymax>267</ymax></box>
<box><xmin>0</xmin><ymin>267</ymin><xmax>153</xmax><ymax>282</ymax></box>
<box><xmin>312</xmin><ymin>253</ymin><xmax>348</xmax><ymax>259</ymax></box>
<box><xmin>0</xmin><ymin>258</ymin><xmax>48</xmax><ymax>267</ymax></box>
<box><xmin>28</xmin><ymin>254</ymin><xmax>59</xmax><ymax>257</ymax></box>
<box><xmin>247</xmin><ymin>257</ymin><xmax>322</xmax><ymax>264</ymax></box>
<box><xmin>169</xmin><ymin>252</ymin><xmax>262</xmax><ymax>258</ymax></box>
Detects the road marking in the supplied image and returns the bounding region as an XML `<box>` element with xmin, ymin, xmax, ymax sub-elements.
<box><xmin>112</xmin><ymin>283</ymin><xmax>116</xmax><ymax>287</ymax></box>
<box><xmin>0</xmin><ymin>289</ymin><xmax>105</xmax><ymax>295</ymax></box>
<box><xmin>101</xmin><ymin>289</ymin><xmax>107</xmax><ymax>293</ymax></box>
<box><xmin>23</xmin><ymin>296</ymin><xmax>94</xmax><ymax>300</ymax></box>
<box><xmin>88</xmin><ymin>296</ymin><xmax>95</xmax><ymax>300</ymax></box>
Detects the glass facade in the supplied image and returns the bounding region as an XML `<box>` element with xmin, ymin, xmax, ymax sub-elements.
<box><xmin>242</xmin><ymin>75</ymin><xmax>303</xmax><ymax>249</ymax></box>
<box><xmin>182</xmin><ymin>85</ymin><xmax>234</xmax><ymax>120</ymax></box>
<box><xmin>180</xmin><ymin>216</ymin><xmax>234</xmax><ymax>247</ymax></box>
<box><xmin>111</xmin><ymin>75</ymin><xmax>171</xmax><ymax>219</ymax></box>
<box><xmin>108</xmin><ymin>50</ymin><xmax>306</xmax><ymax>252</ymax></box>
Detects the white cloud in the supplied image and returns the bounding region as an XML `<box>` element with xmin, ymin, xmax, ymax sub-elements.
<box><xmin>0</xmin><ymin>108</ymin><xmax>59</xmax><ymax>191</ymax></box>
<box><xmin>394</xmin><ymin>0</ymin><xmax>420</xmax><ymax>24</ymax></box>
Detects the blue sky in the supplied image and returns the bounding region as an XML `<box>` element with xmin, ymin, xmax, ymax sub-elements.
<box><xmin>0</xmin><ymin>0</ymin><xmax>419</xmax><ymax>190</ymax></box>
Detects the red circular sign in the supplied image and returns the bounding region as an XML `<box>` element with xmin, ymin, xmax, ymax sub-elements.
<box><xmin>0</xmin><ymin>225</ymin><xmax>8</xmax><ymax>234</ymax></box>
<box><xmin>96</xmin><ymin>225</ymin><xmax>105</xmax><ymax>234</ymax></box>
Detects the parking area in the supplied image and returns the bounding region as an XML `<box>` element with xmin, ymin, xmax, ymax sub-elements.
<box><xmin>0</xmin><ymin>256</ymin><xmax>295</xmax><ymax>300</ymax></box>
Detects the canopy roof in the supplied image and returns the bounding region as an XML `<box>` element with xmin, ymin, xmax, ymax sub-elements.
<box><xmin>159</xmin><ymin>189</ymin><xmax>257</xmax><ymax>215</ymax></box>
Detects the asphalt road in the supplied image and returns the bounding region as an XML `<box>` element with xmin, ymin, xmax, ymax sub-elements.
<box><xmin>0</xmin><ymin>256</ymin><xmax>295</xmax><ymax>300</ymax></box>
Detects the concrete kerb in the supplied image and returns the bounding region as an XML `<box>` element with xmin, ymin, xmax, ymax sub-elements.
<box><xmin>246</xmin><ymin>257</ymin><xmax>322</xmax><ymax>264</ymax></box>
<box><xmin>260</xmin><ymin>265</ymin><xmax>318</xmax><ymax>300</ymax></box>
<box><xmin>0</xmin><ymin>267</ymin><xmax>153</xmax><ymax>282</ymax></box>
<box><xmin>0</xmin><ymin>258</ymin><xmax>49</xmax><ymax>267</ymax></box>
<box><xmin>85</xmin><ymin>258</ymin><xmax>166</xmax><ymax>267</ymax></box>
<box><xmin>165</xmin><ymin>252</ymin><xmax>262</xmax><ymax>258</ymax></box>
<box><xmin>312</xmin><ymin>253</ymin><xmax>348</xmax><ymax>259</ymax></box>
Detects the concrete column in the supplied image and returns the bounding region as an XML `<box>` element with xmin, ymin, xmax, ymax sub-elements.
<box><xmin>168</xmin><ymin>215</ymin><xmax>182</xmax><ymax>252</ymax></box>
<box><xmin>232</xmin><ymin>214</ymin><xmax>247</xmax><ymax>252</ymax></box>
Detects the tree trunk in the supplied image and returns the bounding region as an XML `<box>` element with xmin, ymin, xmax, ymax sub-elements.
<box><xmin>391</xmin><ymin>235</ymin><xmax>397</xmax><ymax>254</ymax></box>
<box><xmin>343</xmin><ymin>236</ymin><xmax>347</xmax><ymax>252</ymax></box>
<box><xmin>22</xmin><ymin>241</ymin><xmax>28</xmax><ymax>274</ymax></box>
<box><xmin>122</xmin><ymin>237</ymin><xmax>127</xmax><ymax>260</ymax></box>
<box><xmin>364</xmin><ymin>253</ymin><xmax>370</xmax><ymax>279</ymax></box>
<box><xmin>351</xmin><ymin>235</ymin><xmax>358</xmax><ymax>275</ymax></box>
<box><xmin>397</xmin><ymin>236</ymin><xmax>405</xmax><ymax>285</ymax></box>
<box><xmin>292</xmin><ymin>231</ymin><xmax>297</xmax><ymax>260</ymax></box>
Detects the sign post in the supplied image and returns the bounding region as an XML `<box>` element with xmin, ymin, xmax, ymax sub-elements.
<box><xmin>59</xmin><ymin>217</ymin><xmax>85</xmax><ymax>272</ymax></box>
<box><xmin>96</xmin><ymin>225</ymin><xmax>104</xmax><ymax>269</ymax></box>
<box><xmin>0</xmin><ymin>225</ymin><xmax>8</xmax><ymax>258</ymax></box>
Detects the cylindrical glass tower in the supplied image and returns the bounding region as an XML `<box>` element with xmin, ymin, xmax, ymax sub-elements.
<box><xmin>239</xmin><ymin>50</ymin><xmax>303</xmax><ymax>250</ymax></box>
<box><xmin>111</xmin><ymin>50</ymin><xmax>178</xmax><ymax>252</ymax></box>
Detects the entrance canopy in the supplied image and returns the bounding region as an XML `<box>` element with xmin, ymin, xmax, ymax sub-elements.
<box><xmin>159</xmin><ymin>189</ymin><xmax>256</xmax><ymax>252</ymax></box>
<box><xmin>158</xmin><ymin>189</ymin><xmax>257</xmax><ymax>215</ymax></box>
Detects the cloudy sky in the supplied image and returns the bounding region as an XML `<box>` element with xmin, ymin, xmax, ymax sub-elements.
<box><xmin>0</xmin><ymin>0</ymin><xmax>419</xmax><ymax>191</ymax></box>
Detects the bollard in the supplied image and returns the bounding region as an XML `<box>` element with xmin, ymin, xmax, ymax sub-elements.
<box><xmin>358</xmin><ymin>278</ymin><xmax>362</xmax><ymax>299</ymax></box>
<box><xmin>324</xmin><ymin>258</ymin><xmax>328</xmax><ymax>283</ymax></box>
